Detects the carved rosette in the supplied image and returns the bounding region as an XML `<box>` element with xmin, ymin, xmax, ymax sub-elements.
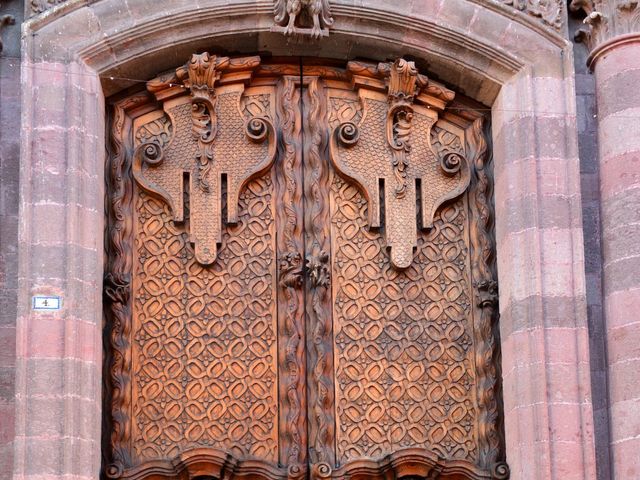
<box><xmin>330</xmin><ymin>58</ymin><xmax>470</xmax><ymax>270</ymax></box>
<box><xmin>133</xmin><ymin>53</ymin><xmax>276</xmax><ymax>265</ymax></box>
<box><xmin>572</xmin><ymin>0</ymin><xmax>640</xmax><ymax>66</ymax></box>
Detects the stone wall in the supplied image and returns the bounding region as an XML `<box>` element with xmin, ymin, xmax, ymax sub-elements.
<box><xmin>0</xmin><ymin>0</ymin><xmax>22</xmax><ymax>477</ymax></box>
<box><xmin>569</xmin><ymin>12</ymin><xmax>610</xmax><ymax>480</ymax></box>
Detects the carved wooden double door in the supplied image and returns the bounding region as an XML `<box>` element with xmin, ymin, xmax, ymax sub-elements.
<box><xmin>104</xmin><ymin>55</ymin><xmax>507</xmax><ymax>480</ymax></box>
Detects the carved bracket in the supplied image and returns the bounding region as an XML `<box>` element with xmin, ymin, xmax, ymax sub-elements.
<box><xmin>133</xmin><ymin>53</ymin><xmax>277</xmax><ymax>265</ymax></box>
<box><xmin>330</xmin><ymin>59</ymin><xmax>470</xmax><ymax>269</ymax></box>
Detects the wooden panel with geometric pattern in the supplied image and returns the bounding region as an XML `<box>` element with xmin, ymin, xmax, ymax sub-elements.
<box><xmin>104</xmin><ymin>55</ymin><xmax>508</xmax><ymax>480</ymax></box>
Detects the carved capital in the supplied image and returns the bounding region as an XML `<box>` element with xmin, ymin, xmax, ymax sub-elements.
<box><xmin>184</xmin><ymin>53</ymin><xmax>229</xmax><ymax>103</ymax></box>
<box><xmin>385</xmin><ymin>58</ymin><xmax>420</xmax><ymax>103</ymax></box>
<box><xmin>572</xmin><ymin>0</ymin><xmax>640</xmax><ymax>67</ymax></box>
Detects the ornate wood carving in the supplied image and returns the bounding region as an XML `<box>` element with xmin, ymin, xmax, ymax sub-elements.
<box><xmin>273</xmin><ymin>0</ymin><xmax>334</xmax><ymax>37</ymax></box>
<box><xmin>133</xmin><ymin>53</ymin><xmax>276</xmax><ymax>265</ymax></box>
<box><xmin>104</xmin><ymin>91</ymin><xmax>152</xmax><ymax>478</ymax></box>
<box><xmin>303</xmin><ymin>77</ymin><xmax>335</xmax><ymax>469</ymax></box>
<box><xmin>105</xmin><ymin>55</ymin><xmax>507</xmax><ymax>480</ymax></box>
<box><xmin>275</xmin><ymin>75</ymin><xmax>307</xmax><ymax>470</ymax></box>
<box><xmin>466</xmin><ymin>118</ymin><xmax>508</xmax><ymax>477</ymax></box>
<box><xmin>330</xmin><ymin>59</ymin><xmax>470</xmax><ymax>269</ymax></box>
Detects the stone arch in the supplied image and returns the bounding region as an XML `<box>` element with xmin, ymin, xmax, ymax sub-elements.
<box><xmin>16</xmin><ymin>2</ymin><xmax>595</xmax><ymax>479</ymax></box>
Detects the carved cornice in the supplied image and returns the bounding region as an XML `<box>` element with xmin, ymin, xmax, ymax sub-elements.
<box><xmin>500</xmin><ymin>0</ymin><xmax>566</xmax><ymax>32</ymax></box>
<box><xmin>571</xmin><ymin>0</ymin><xmax>640</xmax><ymax>67</ymax></box>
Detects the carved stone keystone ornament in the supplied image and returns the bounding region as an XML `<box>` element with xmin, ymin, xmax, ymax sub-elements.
<box><xmin>273</xmin><ymin>0</ymin><xmax>334</xmax><ymax>37</ymax></box>
<box><xmin>105</xmin><ymin>52</ymin><xmax>507</xmax><ymax>480</ymax></box>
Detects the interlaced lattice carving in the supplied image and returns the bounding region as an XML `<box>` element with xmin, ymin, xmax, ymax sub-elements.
<box><xmin>331</xmin><ymin>176</ymin><xmax>476</xmax><ymax>463</ymax></box>
<box><xmin>132</xmin><ymin>178</ymin><xmax>278</xmax><ymax>462</ymax></box>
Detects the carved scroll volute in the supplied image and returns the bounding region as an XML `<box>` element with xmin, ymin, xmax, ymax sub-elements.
<box><xmin>330</xmin><ymin>58</ymin><xmax>471</xmax><ymax>269</ymax></box>
<box><xmin>133</xmin><ymin>53</ymin><xmax>276</xmax><ymax>265</ymax></box>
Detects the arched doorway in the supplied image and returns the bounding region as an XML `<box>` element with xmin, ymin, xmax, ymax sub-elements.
<box><xmin>103</xmin><ymin>54</ymin><xmax>506</xmax><ymax>479</ymax></box>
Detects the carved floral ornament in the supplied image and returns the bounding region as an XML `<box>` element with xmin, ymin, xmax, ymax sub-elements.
<box><xmin>572</xmin><ymin>0</ymin><xmax>640</xmax><ymax>62</ymax></box>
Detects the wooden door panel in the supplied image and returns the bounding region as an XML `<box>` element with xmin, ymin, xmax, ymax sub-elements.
<box><xmin>330</xmin><ymin>178</ymin><xmax>475</xmax><ymax>462</ymax></box>
<box><xmin>131</xmin><ymin>177</ymin><xmax>278</xmax><ymax>462</ymax></box>
<box><xmin>104</xmin><ymin>55</ymin><xmax>507</xmax><ymax>480</ymax></box>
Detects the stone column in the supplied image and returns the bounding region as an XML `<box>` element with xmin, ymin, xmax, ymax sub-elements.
<box><xmin>492</xmin><ymin>65</ymin><xmax>596</xmax><ymax>480</ymax></box>
<box><xmin>572</xmin><ymin>1</ymin><xmax>640</xmax><ymax>477</ymax></box>
<box><xmin>13</xmin><ymin>59</ymin><xmax>104</xmax><ymax>480</ymax></box>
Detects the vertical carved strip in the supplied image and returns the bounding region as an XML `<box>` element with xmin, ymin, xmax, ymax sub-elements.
<box><xmin>304</xmin><ymin>78</ymin><xmax>335</xmax><ymax>470</ymax></box>
<box><xmin>468</xmin><ymin>117</ymin><xmax>508</xmax><ymax>477</ymax></box>
<box><xmin>104</xmin><ymin>94</ymin><xmax>148</xmax><ymax>477</ymax></box>
<box><xmin>275</xmin><ymin>76</ymin><xmax>307</xmax><ymax>469</ymax></box>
